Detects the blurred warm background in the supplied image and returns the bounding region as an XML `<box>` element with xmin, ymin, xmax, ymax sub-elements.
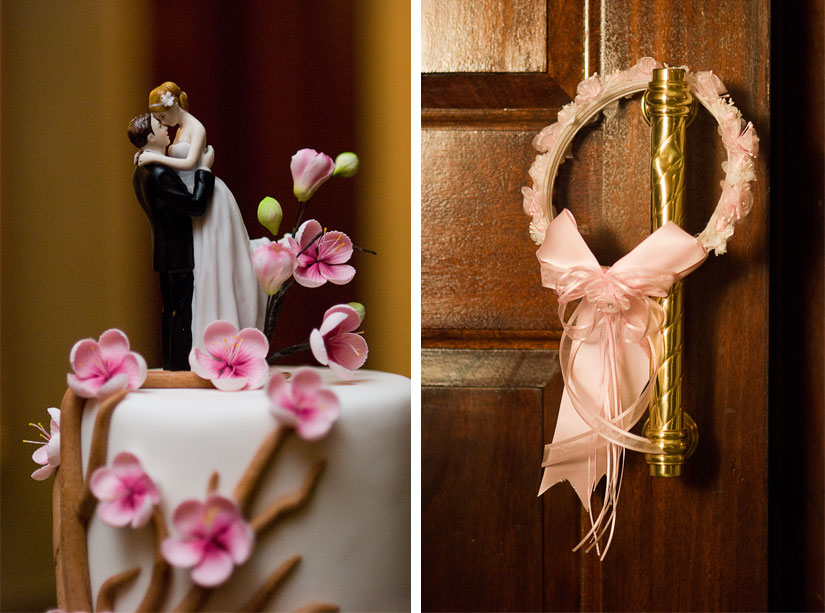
<box><xmin>0</xmin><ymin>1</ymin><xmax>410</xmax><ymax>609</ymax></box>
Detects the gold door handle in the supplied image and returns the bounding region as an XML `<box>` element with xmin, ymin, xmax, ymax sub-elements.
<box><xmin>641</xmin><ymin>67</ymin><xmax>699</xmax><ymax>477</ymax></box>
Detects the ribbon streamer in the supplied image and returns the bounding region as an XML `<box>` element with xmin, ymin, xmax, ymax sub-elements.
<box><xmin>537</xmin><ymin>210</ymin><xmax>707</xmax><ymax>557</ymax></box>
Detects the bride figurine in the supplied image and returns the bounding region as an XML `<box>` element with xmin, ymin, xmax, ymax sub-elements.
<box><xmin>138</xmin><ymin>81</ymin><xmax>268</xmax><ymax>350</ymax></box>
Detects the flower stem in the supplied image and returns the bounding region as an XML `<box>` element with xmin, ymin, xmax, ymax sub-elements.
<box><xmin>263</xmin><ymin>280</ymin><xmax>294</xmax><ymax>342</ymax></box>
<box><xmin>267</xmin><ymin>342</ymin><xmax>311</xmax><ymax>365</ymax></box>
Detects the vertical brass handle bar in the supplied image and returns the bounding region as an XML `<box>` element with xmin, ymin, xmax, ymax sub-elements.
<box><xmin>641</xmin><ymin>68</ymin><xmax>698</xmax><ymax>477</ymax></box>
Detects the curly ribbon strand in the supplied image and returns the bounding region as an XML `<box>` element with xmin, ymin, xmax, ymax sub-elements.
<box><xmin>536</xmin><ymin>210</ymin><xmax>707</xmax><ymax>558</ymax></box>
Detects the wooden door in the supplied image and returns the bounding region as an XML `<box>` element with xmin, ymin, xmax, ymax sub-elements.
<box><xmin>421</xmin><ymin>1</ymin><xmax>782</xmax><ymax>610</ymax></box>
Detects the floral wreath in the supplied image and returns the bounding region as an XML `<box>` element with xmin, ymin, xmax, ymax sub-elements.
<box><xmin>522</xmin><ymin>57</ymin><xmax>759</xmax><ymax>255</ymax></box>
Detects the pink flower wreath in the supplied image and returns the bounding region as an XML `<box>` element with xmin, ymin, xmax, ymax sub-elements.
<box><xmin>522</xmin><ymin>57</ymin><xmax>758</xmax><ymax>255</ymax></box>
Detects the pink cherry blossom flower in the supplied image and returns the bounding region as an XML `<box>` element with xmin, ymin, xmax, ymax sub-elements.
<box><xmin>189</xmin><ymin>321</ymin><xmax>269</xmax><ymax>391</ymax></box>
<box><xmin>252</xmin><ymin>242</ymin><xmax>296</xmax><ymax>295</ymax></box>
<box><xmin>266</xmin><ymin>369</ymin><xmax>341</xmax><ymax>440</ymax></box>
<box><xmin>291</xmin><ymin>148</ymin><xmax>335</xmax><ymax>202</ymax></box>
<box><xmin>574</xmin><ymin>74</ymin><xmax>602</xmax><ymax>105</ymax></box>
<box><xmin>309</xmin><ymin>304</ymin><xmax>368</xmax><ymax>379</ymax></box>
<box><xmin>161</xmin><ymin>494</ymin><xmax>254</xmax><ymax>588</ymax></box>
<box><xmin>289</xmin><ymin>219</ymin><xmax>355</xmax><ymax>288</ymax></box>
<box><xmin>89</xmin><ymin>451</ymin><xmax>160</xmax><ymax>528</ymax></box>
<box><xmin>25</xmin><ymin>407</ymin><xmax>60</xmax><ymax>481</ymax></box>
<box><xmin>67</xmin><ymin>329</ymin><xmax>147</xmax><ymax>398</ymax></box>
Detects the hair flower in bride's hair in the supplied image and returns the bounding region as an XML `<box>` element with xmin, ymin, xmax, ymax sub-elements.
<box><xmin>160</xmin><ymin>91</ymin><xmax>175</xmax><ymax>108</ymax></box>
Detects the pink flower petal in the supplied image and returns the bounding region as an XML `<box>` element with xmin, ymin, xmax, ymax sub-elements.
<box><xmin>202</xmin><ymin>320</ymin><xmax>241</xmax><ymax>350</ymax></box>
<box><xmin>221</xmin><ymin>521</ymin><xmax>255</xmax><ymax>564</ymax></box>
<box><xmin>131</xmin><ymin>495</ymin><xmax>156</xmax><ymax>528</ymax></box>
<box><xmin>309</xmin><ymin>329</ymin><xmax>328</xmax><ymax>365</ymax></box>
<box><xmin>98</xmin><ymin>498</ymin><xmax>140</xmax><ymax>527</ymax></box>
<box><xmin>171</xmin><ymin>499</ymin><xmax>206</xmax><ymax>535</ymax></box>
<box><xmin>31</xmin><ymin>464</ymin><xmax>55</xmax><ymax>481</ymax></box>
<box><xmin>117</xmin><ymin>352</ymin><xmax>148</xmax><ymax>390</ymax></box>
<box><xmin>162</xmin><ymin>537</ymin><xmax>205</xmax><ymax>568</ymax></box>
<box><xmin>46</xmin><ymin>435</ymin><xmax>61</xmax><ymax>466</ymax></box>
<box><xmin>32</xmin><ymin>445</ymin><xmax>49</xmax><ymax>466</ymax></box>
<box><xmin>327</xmin><ymin>333</ymin><xmax>368</xmax><ymax>372</ymax></box>
<box><xmin>316</xmin><ymin>232</ymin><xmax>353</xmax><ymax>264</ymax></box>
<box><xmin>189</xmin><ymin>347</ymin><xmax>224</xmax><ymax>380</ymax></box>
<box><xmin>67</xmin><ymin>373</ymin><xmax>103</xmax><ymax>398</ymax></box>
<box><xmin>318</xmin><ymin>262</ymin><xmax>356</xmax><ymax>285</ymax></box>
<box><xmin>191</xmin><ymin>548</ymin><xmax>235</xmax><ymax>587</ymax></box>
<box><xmin>69</xmin><ymin>339</ymin><xmax>105</xmax><ymax>379</ymax></box>
<box><xmin>98</xmin><ymin>329</ymin><xmax>131</xmax><ymax>365</ymax></box>
<box><xmin>212</xmin><ymin>375</ymin><xmax>251</xmax><ymax>392</ymax></box>
<box><xmin>293</xmin><ymin>264</ymin><xmax>328</xmax><ymax>288</ymax></box>
<box><xmin>239</xmin><ymin>358</ymin><xmax>268</xmax><ymax>391</ymax></box>
<box><xmin>290</xmin><ymin>368</ymin><xmax>323</xmax><ymax>394</ymax></box>
<box><xmin>296</xmin><ymin>219</ymin><xmax>323</xmax><ymax>248</ymax></box>
<box><xmin>95</xmin><ymin>373</ymin><xmax>130</xmax><ymax>399</ymax></box>
<box><xmin>321</xmin><ymin>305</ymin><xmax>361</xmax><ymax>335</ymax></box>
<box><xmin>234</xmin><ymin>328</ymin><xmax>269</xmax><ymax>361</ymax></box>
<box><xmin>90</xmin><ymin>468</ymin><xmax>128</xmax><ymax>500</ymax></box>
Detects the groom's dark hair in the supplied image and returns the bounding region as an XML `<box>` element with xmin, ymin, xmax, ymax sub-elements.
<box><xmin>127</xmin><ymin>113</ymin><xmax>153</xmax><ymax>148</ymax></box>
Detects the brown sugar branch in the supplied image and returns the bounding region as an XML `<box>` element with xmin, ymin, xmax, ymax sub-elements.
<box><xmin>239</xmin><ymin>554</ymin><xmax>301</xmax><ymax>612</ymax></box>
<box><xmin>250</xmin><ymin>459</ymin><xmax>326</xmax><ymax>536</ymax></box>
<box><xmin>95</xmin><ymin>566</ymin><xmax>140</xmax><ymax>612</ymax></box>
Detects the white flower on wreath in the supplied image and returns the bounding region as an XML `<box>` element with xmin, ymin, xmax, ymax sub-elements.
<box><xmin>160</xmin><ymin>91</ymin><xmax>175</xmax><ymax>108</ymax></box>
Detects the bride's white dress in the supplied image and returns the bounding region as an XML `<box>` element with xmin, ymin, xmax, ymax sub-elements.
<box><xmin>169</xmin><ymin>142</ymin><xmax>268</xmax><ymax>348</ymax></box>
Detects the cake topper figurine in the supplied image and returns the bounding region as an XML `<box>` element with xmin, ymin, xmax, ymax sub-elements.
<box><xmin>131</xmin><ymin>81</ymin><xmax>269</xmax><ymax>369</ymax></box>
<box><xmin>128</xmin><ymin>113</ymin><xmax>215</xmax><ymax>370</ymax></box>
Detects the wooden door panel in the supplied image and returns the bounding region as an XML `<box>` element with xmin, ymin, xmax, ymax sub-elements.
<box><xmin>422</xmin><ymin>0</ymin><xmax>547</xmax><ymax>73</ymax></box>
<box><xmin>422</xmin><ymin>0</ymin><xmax>772</xmax><ymax>610</ymax></box>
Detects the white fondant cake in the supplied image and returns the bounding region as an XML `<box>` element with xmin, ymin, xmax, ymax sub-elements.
<box><xmin>77</xmin><ymin>367</ymin><xmax>410</xmax><ymax>612</ymax></box>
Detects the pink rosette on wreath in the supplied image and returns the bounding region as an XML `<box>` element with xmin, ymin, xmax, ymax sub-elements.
<box><xmin>266</xmin><ymin>368</ymin><xmax>340</xmax><ymax>441</ymax></box>
<box><xmin>89</xmin><ymin>451</ymin><xmax>160</xmax><ymax>529</ymax></box>
<box><xmin>310</xmin><ymin>304</ymin><xmax>368</xmax><ymax>379</ymax></box>
<box><xmin>189</xmin><ymin>320</ymin><xmax>269</xmax><ymax>391</ymax></box>
<box><xmin>161</xmin><ymin>494</ymin><xmax>255</xmax><ymax>588</ymax></box>
<box><xmin>67</xmin><ymin>329</ymin><xmax>147</xmax><ymax>399</ymax></box>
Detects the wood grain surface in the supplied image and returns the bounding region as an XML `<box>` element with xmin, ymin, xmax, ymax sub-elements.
<box><xmin>421</xmin><ymin>0</ymin><xmax>784</xmax><ymax>610</ymax></box>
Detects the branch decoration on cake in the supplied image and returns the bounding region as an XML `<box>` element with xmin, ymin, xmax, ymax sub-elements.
<box><xmin>90</xmin><ymin>451</ymin><xmax>160</xmax><ymax>528</ymax></box>
<box><xmin>67</xmin><ymin>328</ymin><xmax>148</xmax><ymax>398</ymax></box>
<box><xmin>525</xmin><ymin>60</ymin><xmax>759</xmax><ymax>558</ymax></box>
<box><xmin>523</xmin><ymin>57</ymin><xmax>758</xmax><ymax>255</ymax></box>
<box><xmin>188</xmin><ymin>320</ymin><xmax>270</xmax><ymax>391</ymax></box>
<box><xmin>25</xmin><ymin>407</ymin><xmax>61</xmax><ymax>480</ymax></box>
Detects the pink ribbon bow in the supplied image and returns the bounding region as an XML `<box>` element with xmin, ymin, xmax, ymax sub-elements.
<box><xmin>536</xmin><ymin>209</ymin><xmax>707</xmax><ymax>557</ymax></box>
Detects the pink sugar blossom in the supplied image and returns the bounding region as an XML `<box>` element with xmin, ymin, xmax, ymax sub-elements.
<box><xmin>252</xmin><ymin>242</ymin><xmax>296</xmax><ymax>295</ymax></box>
<box><xmin>691</xmin><ymin>70</ymin><xmax>727</xmax><ymax>101</ymax></box>
<box><xmin>556</xmin><ymin>102</ymin><xmax>577</xmax><ymax>126</ymax></box>
<box><xmin>574</xmin><ymin>74</ymin><xmax>602</xmax><ymax>105</ymax></box>
<box><xmin>90</xmin><ymin>451</ymin><xmax>160</xmax><ymax>528</ymax></box>
<box><xmin>189</xmin><ymin>321</ymin><xmax>269</xmax><ymax>391</ymax></box>
<box><xmin>162</xmin><ymin>494</ymin><xmax>254</xmax><ymax>587</ymax></box>
<box><xmin>291</xmin><ymin>148</ymin><xmax>335</xmax><ymax>202</ymax></box>
<box><xmin>310</xmin><ymin>304</ymin><xmax>368</xmax><ymax>379</ymax></box>
<box><xmin>25</xmin><ymin>408</ymin><xmax>60</xmax><ymax>481</ymax></box>
<box><xmin>266</xmin><ymin>369</ymin><xmax>341</xmax><ymax>441</ymax></box>
<box><xmin>719</xmin><ymin>120</ymin><xmax>759</xmax><ymax>158</ymax></box>
<box><xmin>67</xmin><ymin>329</ymin><xmax>147</xmax><ymax>399</ymax></box>
<box><xmin>289</xmin><ymin>219</ymin><xmax>355</xmax><ymax>288</ymax></box>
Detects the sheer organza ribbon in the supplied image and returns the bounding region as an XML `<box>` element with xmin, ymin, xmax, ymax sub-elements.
<box><xmin>536</xmin><ymin>210</ymin><xmax>707</xmax><ymax>557</ymax></box>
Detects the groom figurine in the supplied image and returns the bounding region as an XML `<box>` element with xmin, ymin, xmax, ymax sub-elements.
<box><xmin>128</xmin><ymin>113</ymin><xmax>214</xmax><ymax>371</ymax></box>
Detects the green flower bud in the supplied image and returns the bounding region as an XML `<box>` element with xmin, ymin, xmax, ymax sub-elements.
<box><xmin>257</xmin><ymin>196</ymin><xmax>283</xmax><ymax>235</ymax></box>
<box><xmin>333</xmin><ymin>152</ymin><xmax>359</xmax><ymax>178</ymax></box>
<box><xmin>347</xmin><ymin>302</ymin><xmax>366</xmax><ymax>322</ymax></box>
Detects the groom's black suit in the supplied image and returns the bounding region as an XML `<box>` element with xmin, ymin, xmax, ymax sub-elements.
<box><xmin>133</xmin><ymin>163</ymin><xmax>215</xmax><ymax>371</ymax></box>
